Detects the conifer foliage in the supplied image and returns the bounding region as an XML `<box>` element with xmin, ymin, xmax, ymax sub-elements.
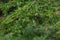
<box><xmin>0</xmin><ymin>0</ymin><xmax>60</xmax><ymax>40</ymax></box>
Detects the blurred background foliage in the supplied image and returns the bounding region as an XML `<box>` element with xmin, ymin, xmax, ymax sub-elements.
<box><xmin>0</xmin><ymin>0</ymin><xmax>60</xmax><ymax>40</ymax></box>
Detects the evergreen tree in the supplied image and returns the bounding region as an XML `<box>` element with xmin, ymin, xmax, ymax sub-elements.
<box><xmin>0</xmin><ymin>0</ymin><xmax>60</xmax><ymax>40</ymax></box>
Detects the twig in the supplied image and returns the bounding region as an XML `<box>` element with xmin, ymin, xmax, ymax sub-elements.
<box><xmin>26</xmin><ymin>0</ymin><xmax>36</xmax><ymax>11</ymax></box>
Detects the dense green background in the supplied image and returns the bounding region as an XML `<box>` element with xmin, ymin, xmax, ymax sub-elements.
<box><xmin>0</xmin><ymin>0</ymin><xmax>60</xmax><ymax>40</ymax></box>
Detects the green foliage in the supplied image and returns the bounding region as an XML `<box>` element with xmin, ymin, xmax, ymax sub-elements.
<box><xmin>0</xmin><ymin>0</ymin><xmax>60</xmax><ymax>40</ymax></box>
